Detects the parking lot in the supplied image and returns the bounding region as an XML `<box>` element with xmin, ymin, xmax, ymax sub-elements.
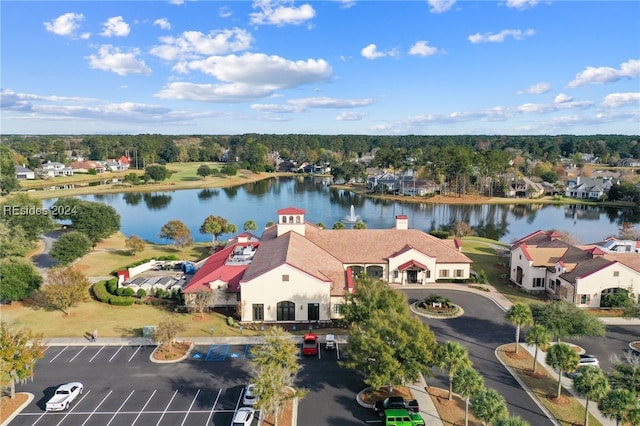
<box><xmin>12</xmin><ymin>342</ymin><xmax>374</xmax><ymax>426</ymax></box>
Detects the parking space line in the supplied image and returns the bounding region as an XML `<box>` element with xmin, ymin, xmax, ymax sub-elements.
<box><xmin>108</xmin><ymin>346</ymin><xmax>123</xmax><ymax>363</ymax></box>
<box><xmin>205</xmin><ymin>344</ymin><xmax>229</xmax><ymax>361</ymax></box>
<box><xmin>205</xmin><ymin>389</ymin><xmax>222</xmax><ymax>425</ymax></box>
<box><xmin>336</xmin><ymin>342</ymin><xmax>341</xmax><ymax>359</ymax></box>
<box><xmin>69</xmin><ymin>346</ymin><xmax>87</xmax><ymax>362</ymax></box>
<box><xmin>106</xmin><ymin>389</ymin><xmax>135</xmax><ymax>426</ymax></box>
<box><xmin>131</xmin><ymin>389</ymin><xmax>156</xmax><ymax>426</ymax></box>
<box><xmin>155</xmin><ymin>389</ymin><xmax>179</xmax><ymax>426</ymax></box>
<box><xmin>30</xmin><ymin>410</ymin><xmax>48</xmax><ymax>425</ymax></box>
<box><xmin>89</xmin><ymin>346</ymin><xmax>105</xmax><ymax>362</ymax></box>
<box><xmin>128</xmin><ymin>345</ymin><xmax>142</xmax><ymax>362</ymax></box>
<box><xmin>243</xmin><ymin>344</ymin><xmax>250</xmax><ymax>360</ymax></box>
<box><xmin>179</xmin><ymin>389</ymin><xmax>200</xmax><ymax>426</ymax></box>
<box><xmin>79</xmin><ymin>390</ymin><xmax>110</xmax><ymax>426</ymax></box>
<box><xmin>49</xmin><ymin>346</ymin><xmax>67</xmax><ymax>362</ymax></box>
<box><xmin>57</xmin><ymin>390</ymin><xmax>92</xmax><ymax>426</ymax></box>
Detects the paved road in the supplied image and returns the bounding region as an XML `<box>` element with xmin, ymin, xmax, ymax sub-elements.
<box><xmin>402</xmin><ymin>288</ymin><xmax>556</xmax><ymax>426</ymax></box>
<box><xmin>31</xmin><ymin>230</ymin><xmax>62</xmax><ymax>271</ymax></box>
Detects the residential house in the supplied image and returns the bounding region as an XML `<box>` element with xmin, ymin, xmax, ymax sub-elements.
<box><xmin>105</xmin><ymin>157</ymin><xmax>130</xmax><ymax>172</ymax></box>
<box><xmin>367</xmin><ymin>171</ymin><xmax>397</xmax><ymax>192</ymax></box>
<box><xmin>509</xmin><ymin>230</ymin><xmax>640</xmax><ymax>308</ymax></box>
<box><xmin>15</xmin><ymin>165</ymin><xmax>35</xmax><ymax>180</ymax></box>
<box><xmin>70</xmin><ymin>160</ymin><xmax>107</xmax><ymax>174</ymax></box>
<box><xmin>38</xmin><ymin>161</ymin><xmax>74</xmax><ymax>178</ymax></box>
<box><xmin>617</xmin><ymin>158</ymin><xmax>640</xmax><ymax>167</ymax></box>
<box><xmin>565</xmin><ymin>176</ymin><xmax>618</xmax><ymax>200</ymax></box>
<box><xmin>183</xmin><ymin>207</ymin><xmax>473</xmax><ymax>322</ymax></box>
<box><xmin>508</xmin><ymin>177</ymin><xmax>545</xmax><ymax>198</ymax></box>
<box><xmin>277</xmin><ymin>161</ymin><xmax>297</xmax><ymax>172</ymax></box>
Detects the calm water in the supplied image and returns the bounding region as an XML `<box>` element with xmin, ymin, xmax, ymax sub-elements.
<box><xmin>43</xmin><ymin>176</ymin><xmax>639</xmax><ymax>245</ymax></box>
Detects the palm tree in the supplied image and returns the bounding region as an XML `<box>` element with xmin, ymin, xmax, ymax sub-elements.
<box><xmin>505</xmin><ymin>303</ymin><xmax>533</xmax><ymax>354</ymax></box>
<box><xmin>471</xmin><ymin>387</ymin><xmax>508</xmax><ymax>426</ymax></box>
<box><xmin>495</xmin><ymin>415</ymin><xmax>531</xmax><ymax>426</ymax></box>
<box><xmin>433</xmin><ymin>341</ymin><xmax>472</xmax><ymax>400</ymax></box>
<box><xmin>243</xmin><ymin>220</ymin><xmax>257</xmax><ymax>232</ymax></box>
<box><xmin>545</xmin><ymin>342</ymin><xmax>580</xmax><ymax>399</ymax></box>
<box><xmin>524</xmin><ymin>324</ymin><xmax>551</xmax><ymax>373</ymax></box>
<box><xmin>452</xmin><ymin>367</ymin><xmax>484</xmax><ymax>426</ymax></box>
<box><xmin>598</xmin><ymin>388</ymin><xmax>640</xmax><ymax>426</ymax></box>
<box><xmin>572</xmin><ymin>365</ymin><xmax>610</xmax><ymax>426</ymax></box>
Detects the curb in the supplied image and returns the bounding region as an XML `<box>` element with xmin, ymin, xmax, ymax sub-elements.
<box><xmin>410</xmin><ymin>301</ymin><xmax>464</xmax><ymax>319</ymax></box>
<box><xmin>494</xmin><ymin>345</ymin><xmax>561</xmax><ymax>426</ymax></box>
<box><xmin>1</xmin><ymin>392</ymin><xmax>34</xmax><ymax>426</ymax></box>
<box><xmin>149</xmin><ymin>341</ymin><xmax>194</xmax><ymax>363</ymax></box>
<box><xmin>355</xmin><ymin>387</ymin><xmax>374</xmax><ymax>409</ymax></box>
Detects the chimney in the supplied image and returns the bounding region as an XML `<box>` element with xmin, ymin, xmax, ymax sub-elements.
<box><xmin>395</xmin><ymin>215</ymin><xmax>409</xmax><ymax>230</ymax></box>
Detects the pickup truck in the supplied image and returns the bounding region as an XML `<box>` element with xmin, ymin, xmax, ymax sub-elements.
<box><xmin>45</xmin><ymin>382</ymin><xmax>84</xmax><ymax>411</ymax></box>
<box><xmin>302</xmin><ymin>333</ymin><xmax>318</xmax><ymax>356</ymax></box>
<box><xmin>374</xmin><ymin>396</ymin><xmax>419</xmax><ymax>417</ymax></box>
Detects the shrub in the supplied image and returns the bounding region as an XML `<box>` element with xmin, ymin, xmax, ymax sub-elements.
<box><xmin>123</xmin><ymin>288</ymin><xmax>135</xmax><ymax>297</ymax></box>
<box><xmin>92</xmin><ymin>281</ymin><xmax>112</xmax><ymax>303</ymax></box>
<box><xmin>226</xmin><ymin>316</ymin><xmax>235</xmax><ymax>327</ymax></box>
<box><xmin>106</xmin><ymin>279</ymin><xmax>118</xmax><ymax>294</ymax></box>
<box><xmin>115</xmin><ymin>287</ymin><xmax>125</xmax><ymax>296</ymax></box>
<box><xmin>137</xmin><ymin>288</ymin><xmax>147</xmax><ymax>298</ymax></box>
<box><xmin>429</xmin><ymin>230</ymin><xmax>450</xmax><ymax>239</ymax></box>
<box><xmin>109</xmin><ymin>297</ymin><xmax>135</xmax><ymax>306</ymax></box>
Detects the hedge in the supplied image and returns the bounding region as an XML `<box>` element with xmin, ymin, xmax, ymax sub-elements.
<box><xmin>92</xmin><ymin>280</ymin><xmax>135</xmax><ymax>306</ymax></box>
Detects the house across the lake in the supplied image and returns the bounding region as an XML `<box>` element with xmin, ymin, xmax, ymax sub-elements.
<box><xmin>183</xmin><ymin>207</ymin><xmax>473</xmax><ymax>323</ymax></box>
<box><xmin>509</xmin><ymin>230</ymin><xmax>640</xmax><ymax>308</ymax></box>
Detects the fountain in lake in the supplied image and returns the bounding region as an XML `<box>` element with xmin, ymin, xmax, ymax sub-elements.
<box><xmin>343</xmin><ymin>205</ymin><xmax>361</xmax><ymax>223</ymax></box>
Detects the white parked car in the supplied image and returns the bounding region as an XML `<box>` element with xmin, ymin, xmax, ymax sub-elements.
<box><xmin>45</xmin><ymin>382</ymin><xmax>83</xmax><ymax>411</ymax></box>
<box><xmin>232</xmin><ymin>407</ymin><xmax>255</xmax><ymax>426</ymax></box>
<box><xmin>578</xmin><ymin>354</ymin><xmax>599</xmax><ymax>367</ymax></box>
<box><xmin>243</xmin><ymin>384</ymin><xmax>258</xmax><ymax>406</ymax></box>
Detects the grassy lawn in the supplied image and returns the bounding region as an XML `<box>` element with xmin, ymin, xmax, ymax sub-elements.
<box><xmin>70</xmin><ymin>232</ymin><xmax>212</xmax><ymax>277</ymax></box>
<box><xmin>461</xmin><ymin>237</ymin><xmax>545</xmax><ymax>305</ymax></box>
<box><xmin>497</xmin><ymin>344</ymin><xmax>604</xmax><ymax>426</ymax></box>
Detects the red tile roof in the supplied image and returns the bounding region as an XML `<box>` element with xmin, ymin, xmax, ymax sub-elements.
<box><xmin>398</xmin><ymin>259</ymin><xmax>428</xmax><ymax>271</ymax></box>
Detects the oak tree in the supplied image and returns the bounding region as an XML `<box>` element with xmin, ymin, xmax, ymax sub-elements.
<box><xmin>38</xmin><ymin>267</ymin><xmax>91</xmax><ymax>314</ymax></box>
<box><xmin>0</xmin><ymin>323</ymin><xmax>44</xmax><ymax>399</ymax></box>
<box><xmin>159</xmin><ymin>220</ymin><xmax>193</xmax><ymax>247</ymax></box>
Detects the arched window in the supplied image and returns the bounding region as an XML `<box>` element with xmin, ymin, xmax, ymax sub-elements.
<box><xmin>282</xmin><ymin>216</ymin><xmax>287</xmax><ymax>224</ymax></box>
<box><xmin>289</xmin><ymin>216</ymin><xmax>294</xmax><ymax>223</ymax></box>
<box><xmin>295</xmin><ymin>215</ymin><xmax>301</xmax><ymax>223</ymax></box>
<box><xmin>277</xmin><ymin>301</ymin><xmax>296</xmax><ymax>321</ymax></box>
<box><xmin>366</xmin><ymin>265</ymin><xmax>383</xmax><ymax>279</ymax></box>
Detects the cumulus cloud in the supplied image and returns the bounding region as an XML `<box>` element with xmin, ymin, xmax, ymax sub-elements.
<box><xmin>250</xmin><ymin>0</ymin><xmax>316</xmax><ymax>26</ymax></box>
<box><xmin>87</xmin><ymin>45</ymin><xmax>152</xmax><ymax>76</ymax></box>
<box><xmin>427</xmin><ymin>0</ymin><xmax>456</xmax><ymax>13</ymax></box>
<box><xmin>150</xmin><ymin>28</ymin><xmax>253</xmax><ymax>61</ymax></box>
<box><xmin>468</xmin><ymin>28</ymin><xmax>535</xmax><ymax>43</ymax></box>
<box><xmin>601</xmin><ymin>92</ymin><xmax>640</xmax><ymax>108</ymax></box>
<box><xmin>408</xmin><ymin>41</ymin><xmax>441</xmax><ymax>57</ymax></box>
<box><xmin>554</xmin><ymin>93</ymin><xmax>573</xmax><ymax>104</ymax></box>
<box><xmin>567</xmin><ymin>59</ymin><xmax>640</xmax><ymax>88</ymax></box>
<box><xmin>44</xmin><ymin>12</ymin><xmax>84</xmax><ymax>37</ymax></box>
<box><xmin>219</xmin><ymin>6</ymin><xmax>233</xmax><ymax>18</ymax></box>
<box><xmin>336</xmin><ymin>111</ymin><xmax>367</xmax><ymax>121</ymax></box>
<box><xmin>153</xmin><ymin>18</ymin><xmax>172</xmax><ymax>30</ymax></box>
<box><xmin>506</xmin><ymin>0</ymin><xmax>539</xmax><ymax>10</ymax></box>
<box><xmin>517</xmin><ymin>82</ymin><xmax>551</xmax><ymax>95</ymax></box>
<box><xmin>156</xmin><ymin>54</ymin><xmax>332</xmax><ymax>102</ymax></box>
<box><xmin>361</xmin><ymin>44</ymin><xmax>398</xmax><ymax>59</ymax></box>
<box><xmin>100</xmin><ymin>16</ymin><xmax>130</xmax><ymax>37</ymax></box>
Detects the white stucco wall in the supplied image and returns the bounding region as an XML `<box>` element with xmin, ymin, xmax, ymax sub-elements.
<box><xmin>574</xmin><ymin>262</ymin><xmax>640</xmax><ymax>308</ymax></box>
<box><xmin>240</xmin><ymin>264</ymin><xmax>331</xmax><ymax>322</ymax></box>
<box><xmin>388</xmin><ymin>249</ymin><xmax>437</xmax><ymax>284</ymax></box>
<box><xmin>434</xmin><ymin>262</ymin><xmax>471</xmax><ymax>281</ymax></box>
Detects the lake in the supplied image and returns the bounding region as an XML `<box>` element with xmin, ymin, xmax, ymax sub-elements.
<box><xmin>43</xmin><ymin>176</ymin><xmax>638</xmax><ymax>245</ymax></box>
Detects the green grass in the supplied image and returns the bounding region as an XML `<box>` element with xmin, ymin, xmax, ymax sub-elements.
<box><xmin>497</xmin><ymin>344</ymin><xmax>603</xmax><ymax>426</ymax></box>
<box><xmin>461</xmin><ymin>237</ymin><xmax>544</xmax><ymax>305</ymax></box>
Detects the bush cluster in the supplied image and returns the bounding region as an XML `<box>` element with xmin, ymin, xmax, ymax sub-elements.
<box><xmin>92</xmin><ymin>279</ymin><xmax>135</xmax><ymax>306</ymax></box>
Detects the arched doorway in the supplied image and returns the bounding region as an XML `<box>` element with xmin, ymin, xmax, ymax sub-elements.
<box><xmin>600</xmin><ymin>287</ymin><xmax>630</xmax><ymax>308</ymax></box>
<box><xmin>277</xmin><ymin>301</ymin><xmax>296</xmax><ymax>321</ymax></box>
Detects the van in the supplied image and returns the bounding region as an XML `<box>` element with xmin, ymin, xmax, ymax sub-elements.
<box><xmin>384</xmin><ymin>408</ymin><xmax>425</xmax><ymax>426</ymax></box>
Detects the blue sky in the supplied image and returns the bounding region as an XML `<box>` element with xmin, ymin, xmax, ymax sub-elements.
<box><xmin>1</xmin><ymin>0</ymin><xmax>639</xmax><ymax>135</ymax></box>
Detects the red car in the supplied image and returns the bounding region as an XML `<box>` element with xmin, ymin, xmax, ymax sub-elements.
<box><xmin>302</xmin><ymin>333</ymin><xmax>318</xmax><ymax>356</ymax></box>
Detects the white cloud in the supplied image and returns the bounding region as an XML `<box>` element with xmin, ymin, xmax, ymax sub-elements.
<box><xmin>156</xmin><ymin>53</ymin><xmax>332</xmax><ymax>102</ymax></box>
<box><xmin>336</xmin><ymin>0</ymin><xmax>357</xmax><ymax>9</ymax></box>
<box><xmin>408</xmin><ymin>41</ymin><xmax>440</xmax><ymax>57</ymax></box>
<box><xmin>554</xmin><ymin>93</ymin><xmax>572</xmax><ymax>104</ymax></box>
<box><xmin>100</xmin><ymin>16</ymin><xmax>131</xmax><ymax>37</ymax></box>
<box><xmin>336</xmin><ymin>111</ymin><xmax>367</xmax><ymax>121</ymax></box>
<box><xmin>361</xmin><ymin>44</ymin><xmax>398</xmax><ymax>60</ymax></box>
<box><xmin>43</xmin><ymin>12</ymin><xmax>84</xmax><ymax>37</ymax></box>
<box><xmin>506</xmin><ymin>0</ymin><xmax>539</xmax><ymax>10</ymax></box>
<box><xmin>153</xmin><ymin>18</ymin><xmax>172</xmax><ymax>30</ymax></box>
<box><xmin>87</xmin><ymin>45</ymin><xmax>152</xmax><ymax>76</ymax></box>
<box><xmin>219</xmin><ymin>6</ymin><xmax>233</xmax><ymax>18</ymax></box>
<box><xmin>252</xmin><ymin>96</ymin><xmax>373</xmax><ymax>113</ymax></box>
<box><xmin>150</xmin><ymin>28</ymin><xmax>253</xmax><ymax>61</ymax></box>
<box><xmin>517</xmin><ymin>82</ymin><xmax>551</xmax><ymax>95</ymax></box>
<box><xmin>601</xmin><ymin>92</ymin><xmax>640</xmax><ymax>108</ymax></box>
<box><xmin>468</xmin><ymin>29</ymin><xmax>535</xmax><ymax>43</ymax></box>
<box><xmin>250</xmin><ymin>0</ymin><xmax>316</xmax><ymax>26</ymax></box>
<box><xmin>427</xmin><ymin>0</ymin><xmax>456</xmax><ymax>13</ymax></box>
<box><xmin>567</xmin><ymin>59</ymin><xmax>640</xmax><ymax>88</ymax></box>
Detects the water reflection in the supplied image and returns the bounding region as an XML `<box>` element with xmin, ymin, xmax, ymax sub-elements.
<box><xmin>43</xmin><ymin>176</ymin><xmax>637</xmax><ymax>244</ymax></box>
<box><xmin>143</xmin><ymin>193</ymin><xmax>172</xmax><ymax>210</ymax></box>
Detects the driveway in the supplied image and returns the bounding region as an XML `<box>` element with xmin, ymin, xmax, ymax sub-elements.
<box><xmin>31</xmin><ymin>230</ymin><xmax>63</xmax><ymax>270</ymax></box>
<box><xmin>402</xmin><ymin>288</ymin><xmax>555</xmax><ymax>426</ymax></box>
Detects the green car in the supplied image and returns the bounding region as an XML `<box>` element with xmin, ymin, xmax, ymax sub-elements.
<box><xmin>384</xmin><ymin>408</ymin><xmax>425</xmax><ymax>426</ymax></box>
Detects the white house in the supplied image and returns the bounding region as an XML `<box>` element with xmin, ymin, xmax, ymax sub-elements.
<box><xmin>183</xmin><ymin>207</ymin><xmax>473</xmax><ymax>323</ymax></box>
<box><xmin>509</xmin><ymin>230</ymin><xmax>640</xmax><ymax>308</ymax></box>
<box><xmin>15</xmin><ymin>165</ymin><xmax>35</xmax><ymax>180</ymax></box>
<box><xmin>565</xmin><ymin>176</ymin><xmax>617</xmax><ymax>200</ymax></box>
<box><xmin>38</xmin><ymin>161</ymin><xmax>74</xmax><ymax>177</ymax></box>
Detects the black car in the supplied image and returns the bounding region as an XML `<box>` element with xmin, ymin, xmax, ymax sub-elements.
<box><xmin>374</xmin><ymin>396</ymin><xmax>419</xmax><ymax>417</ymax></box>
